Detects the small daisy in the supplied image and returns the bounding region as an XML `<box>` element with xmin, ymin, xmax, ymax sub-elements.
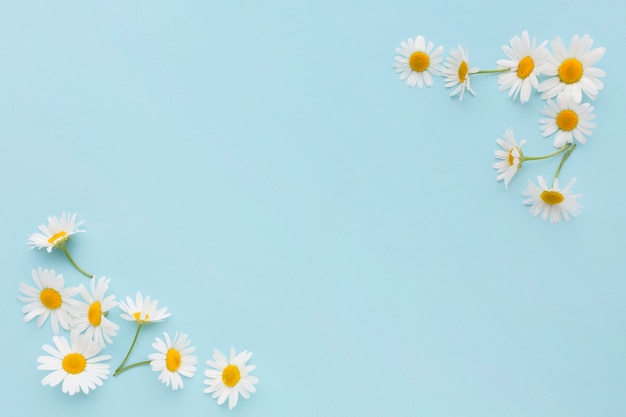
<box><xmin>522</xmin><ymin>176</ymin><xmax>582</xmax><ymax>223</ymax></box>
<box><xmin>442</xmin><ymin>45</ymin><xmax>479</xmax><ymax>100</ymax></box>
<box><xmin>538</xmin><ymin>34</ymin><xmax>606</xmax><ymax>102</ymax></box>
<box><xmin>497</xmin><ymin>31</ymin><xmax>549</xmax><ymax>103</ymax></box>
<box><xmin>72</xmin><ymin>277</ymin><xmax>120</xmax><ymax>348</ymax></box>
<box><xmin>37</xmin><ymin>332</ymin><xmax>111</xmax><ymax>395</ymax></box>
<box><xmin>28</xmin><ymin>212</ymin><xmax>85</xmax><ymax>253</ymax></box>
<box><xmin>539</xmin><ymin>91</ymin><xmax>595</xmax><ymax>148</ymax></box>
<box><xmin>493</xmin><ymin>128</ymin><xmax>526</xmax><ymax>189</ymax></box>
<box><xmin>204</xmin><ymin>348</ymin><xmax>259</xmax><ymax>410</ymax></box>
<box><xmin>393</xmin><ymin>35</ymin><xmax>444</xmax><ymax>88</ymax></box>
<box><xmin>148</xmin><ymin>332</ymin><xmax>197</xmax><ymax>390</ymax></box>
<box><xmin>118</xmin><ymin>292</ymin><xmax>171</xmax><ymax>324</ymax></box>
<box><xmin>18</xmin><ymin>268</ymin><xmax>79</xmax><ymax>334</ymax></box>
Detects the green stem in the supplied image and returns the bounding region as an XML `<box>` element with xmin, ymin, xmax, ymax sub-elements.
<box><xmin>554</xmin><ymin>144</ymin><xmax>576</xmax><ymax>180</ymax></box>
<box><xmin>474</xmin><ymin>68</ymin><xmax>510</xmax><ymax>75</ymax></box>
<box><xmin>113</xmin><ymin>360</ymin><xmax>151</xmax><ymax>377</ymax></box>
<box><xmin>522</xmin><ymin>143</ymin><xmax>572</xmax><ymax>162</ymax></box>
<box><xmin>59</xmin><ymin>245</ymin><xmax>93</xmax><ymax>278</ymax></box>
<box><xmin>115</xmin><ymin>324</ymin><xmax>143</xmax><ymax>374</ymax></box>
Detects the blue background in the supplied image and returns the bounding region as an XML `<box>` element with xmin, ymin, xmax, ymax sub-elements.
<box><xmin>1</xmin><ymin>1</ymin><xmax>625</xmax><ymax>416</ymax></box>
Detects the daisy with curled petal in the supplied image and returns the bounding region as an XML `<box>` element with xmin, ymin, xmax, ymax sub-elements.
<box><xmin>497</xmin><ymin>31</ymin><xmax>549</xmax><ymax>103</ymax></box>
<box><xmin>115</xmin><ymin>292</ymin><xmax>171</xmax><ymax>376</ymax></box>
<box><xmin>442</xmin><ymin>45</ymin><xmax>479</xmax><ymax>100</ymax></box>
<box><xmin>72</xmin><ymin>276</ymin><xmax>119</xmax><ymax>348</ymax></box>
<box><xmin>37</xmin><ymin>332</ymin><xmax>111</xmax><ymax>395</ymax></box>
<box><xmin>522</xmin><ymin>176</ymin><xmax>582</xmax><ymax>223</ymax></box>
<box><xmin>148</xmin><ymin>332</ymin><xmax>198</xmax><ymax>390</ymax></box>
<box><xmin>539</xmin><ymin>91</ymin><xmax>595</xmax><ymax>148</ymax></box>
<box><xmin>393</xmin><ymin>35</ymin><xmax>444</xmax><ymax>88</ymax></box>
<box><xmin>18</xmin><ymin>267</ymin><xmax>80</xmax><ymax>334</ymax></box>
<box><xmin>28</xmin><ymin>212</ymin><xmax>93</xmax><ymax>278</ymax></box>
<box><xmin>493</xmin><ymin>128</ymin><xmax>526</xmax><ymax>190</ymax></box>
<box><xmin>538</xmin><ymin>34</ymin><xmax>606</xmax><ymax>102</ymax></box>
<box><xmin>118</xmin><ymin>292</ymin><xmax>171</xmax><ymax>325</ymax></box>
<box><xmin>204</xmin><ymin>348</ymin><xmax>259</xmax><ymax>410</ymax></box>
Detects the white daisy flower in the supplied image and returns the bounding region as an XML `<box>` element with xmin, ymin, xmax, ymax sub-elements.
<box><xmin>442</xmin><ymin>45</ymin><xmax>479</xmax><ymax>100</ymax></box>
<box><xmin>522</xmin><ymin>176</ymin><xmax>582</xmax><ymax>223</ymax></box>
<box><xmin>493</xmin><ymin>128</ymin><xmax>526</xmax><ymax>189</ymax></box>
<box><xmin>28</xmin><ymin>212</ymin><xmax>85</xmax><ymax>253</ymax></box>
<box><xmin>72</xmin><ymin>277</ymin><xmax>119</xmax><ymax>348</ymax></box>
<box><xmin>539</xmin><ymin>91</ymin><xmax>596</xmax><ymax>148</ymax></box>
<box><xmin>37</xmin><ymin>332</ymin><xmax>111</xmax><ymax>395</ymax></box>
<box><xmin>393</xmin><ymin>35</ymin><xmax>444</xmax><ymax>88</ymax></box>
<box><xmin>148</xmin><ymin>332</ymin><xmax>198</xmax><ymax>390</ymax></box>
<box><xmin>538</xmin><ymin>34</ymin><xmax>606</xmax><ymax>102</ymax></box>
<box><xmin>497</xmin><ymin>31</ymin><xmax>549</xmax><ymax>103</ymax></box>
<box><xmin>18</xmin><ymin>268</ymin><xmax>79</xmax><ymax>334</ymax></box>
<box><xmin>204</xmin><ymin>348</ymin><xmax>259</xmax><ymax>410</ymax></box>
<box><xmin>118</xmin><ymin>292</ymin><xmax>171</xmax><ymax>324</ymax></box>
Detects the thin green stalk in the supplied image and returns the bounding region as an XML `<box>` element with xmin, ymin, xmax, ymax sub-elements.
<box><xmin>115</xmin><ymin>324</ymin><xmax>143</xmax><ymax>374</ymax></box>
<box><xmin>523</xmin><ymin>143</ymin><xmax>573</xmax><ymax>162</ymax></box>
<box><xmin>113</xmin><ymin>360</ymin><xmax>150</xmax><ymax>377</ymax></box>
<box><xmin>59</xmin><ymin>245</ymin><xmax>93</xmax><ymax>278</ymax></box>
<box><xmin>554</xmin><ymin>144</ymin><xmax>577</xmax><ymax>180</ymax></box>
<box><xmin>474</xmin><ymin>68</ymin><xmax>510</xmax><ymax>75</ymax></box>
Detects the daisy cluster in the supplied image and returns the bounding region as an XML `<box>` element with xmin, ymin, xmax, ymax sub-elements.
<box><xmin>394</xmin><ymin>32</ymin><xmax>606</xmax><ymax>223</ymax></box>
<box><xmin>18</xmin><ymin>213</ymin><xmax>258</xmax><ymax>409</ymax></box>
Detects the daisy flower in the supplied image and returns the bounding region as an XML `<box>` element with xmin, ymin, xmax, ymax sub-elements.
<box><xmin>539</xmin><ymin>91</ymin><xmax>596</xmax><ymax>148</ymax></box>
<box><xmin>522</xmin><ymin>176</ymin><xmax>582</xmax><ymax>223</ymax></box>
<box><xmin>18</xmin><ymin>267</ymin><xmax>80</xmax><ymax>334</ymax></box>
<box><xmin>538</xmin><ymin>34</ymin><xmax>606</xmax><ymax>102</ymax></box>
<box><xmin>204</xmin><ymin>348</ymin><xmax>259</xmax><ymax>410</ymax></box>
<box><xmin>72</xmin><ymin>277</ymin><xmax>119</xmax><ymax>348</ymax></box>
<box><xmin>28</xmin><ymin>212</ymin><xmax>84</xmax><ymax>252</ymax></box>
<box><xmin>27</xmin><ymin>212</ymin><xmax>93</xmax><ymax>278</ymax></box>
<box><xmin>393</xmin><ymin>35</ymin><xmax>444</xmax><ymax>88</ymax></box>
<box><xmin>118</xmin><ymin>292</ymin><xmax>171</xmax><ymax>324</ymax></box>
<box><xmin>493</xmin><ymin>128</ymin><xmax>526</xmax><ymax>189</ymax></box>
<box><xmin>442</xmin><ymin>45</ymin><xmax>479</xmax><ymax>100</ymax></box>
<box><xmin>497</xmin><ymin>31</ymin><xmax>549</xmax><ymax>103</ymax></box>
<box><xmin>37</xmin><ymin>332</ymin><xmax>111</xmax><ymax>395</ymax></box>
<box><xmin>148</xmin><ymin>332</ymin><xmax>197</xmax><ymax>390</ymax></box>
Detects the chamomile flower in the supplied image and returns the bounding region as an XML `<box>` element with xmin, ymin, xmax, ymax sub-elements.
<box><xmin>493</xmin><ymin>128</ymin><xmax>526</xmax><ymax>189</ymax></box>
<box><xmin>72</xmin><ymin>277</ymin><xmax>119</xmax><ymax>348</ymax></box>
<box><xmin>204</xmin><ymin>348</ymin><xmax>258</xmax><ymax>410</ymax></box>
<box><xmin>118</xmin><ymin>292</ymin><xmax>171</xmax><ymax>324</ymax></box>
<box><xmin>393</xmin><ymin>35</ymin><xmax>444</xmax><ymax>88</ymax></box>
<box><xmin>37</xmin><ymin>332</ymin><xmax>111</xmax><ymax>395</ymax></box>
<box><xmin>539</xmin><ymin>91</ymin><xmax>595</xmax><ymax>148</ymax></box>
<box><xmin>522</xmin><ymin>176</ymin><xmax>582</xmax><ymax>223</ymax></box>
<box><xmin>28</xmin><ymin>212</ymin><xmax>84</xmax><ymax>253</ymax></box>
<box><xmin>148</xmin><ymin>332</ymin><xmax>197</xmax><ymax>390</ymax></box>
<box><xmin>18</xmin><ymin>268</ymin><xmax>79</xmax><ymax>334</ymax></box>
<box><xmin>497</xmin><ymin>31</ymin><xmax>549</xmax><ymax>103</ymax></box>
<box><xmin>538</xmin><ymin>34</ymin><xmax>606</xmax><ymax>102</ymax></box>
<box><xmin>442</xmin><ymin>45</ymin><xmax>479</xmax><ymax>100</ymax></box>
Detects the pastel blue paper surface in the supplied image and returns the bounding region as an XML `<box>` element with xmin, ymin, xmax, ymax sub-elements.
<box><xmin>1</xmin><ymin>1</ymin><xmax>625</xmax><ymax>416</ymax></box>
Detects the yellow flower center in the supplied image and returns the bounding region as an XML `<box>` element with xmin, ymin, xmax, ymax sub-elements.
<box><xmin>516</xmin><ymin>56</ymin><xmax>534</xmax><ymax>79</ymax></box>
<box><xmin>409</xmin><ymin>51</ymin><xmax>430</xmax><ymax>72</ymax></box>
<box><xmin>507</xmin><ymin>149</ymin><xmax>515</xmax><ymax>166</ymax></box>
<box><xmin>47</xmin><ymin>230</ymin><xmax>67</xmax><ymax>245</ymax></box>
<box><xmin>133</xmin><ymin>312</ymin><xmax>149</xmax><ymax>322</ymax></box>
<box><xmin>166</xmin><ymin>348</ymin><xmax>182</xmax><ymax>372</ymax></box>
<box><xmin>457</xmin><ymin>60</ymin><xmax>469</xmax><ymax>83</ymax></box>
<box><xmin>540</xmin><ymin>190</ymin><xmax>565</xmax><ymax>205</ymax></box>
<box><xmin>556</xmin><ymin>109</ymin><xmax>579</xmax><ymax>131</ymax></box>
<box><xmin>558</xmin><ymin>58</ymin><xmax>583</xmax><ymax>84</ymax></box>
<box><xmin>62</xmin><ymin>353</ymin><xmax>87</xmax><ymax>374</ymax></box>
<box><xmin>222</xmin><ymin>365</ymin><xmax>241</xmax><ymax>388</ymax></box>
<box><xmin>40</xmin><ymin>288</ymin><xmax>62</xmax><ymax>309</ymax></box>
<box><xmin>88</xmin><ymin>301</ymin><xmax>102</xmax><ymax>326</ymax></box>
